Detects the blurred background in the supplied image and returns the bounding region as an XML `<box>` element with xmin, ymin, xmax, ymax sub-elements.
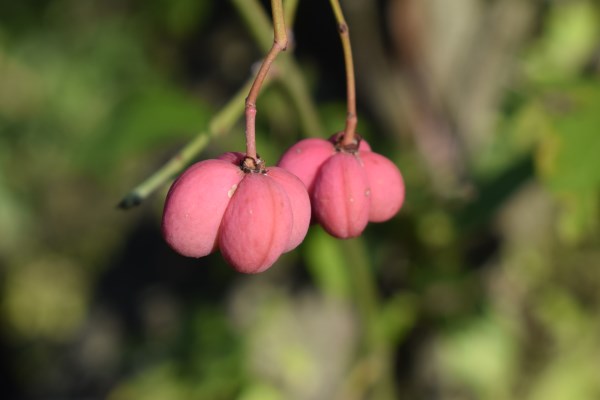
<box><xmin>1</xmin><ymin>0</ymin><xmax>600</xmax><ymax>399</ymax></box>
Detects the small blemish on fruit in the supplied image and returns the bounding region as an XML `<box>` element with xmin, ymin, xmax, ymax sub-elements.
<box><xmin>365</xmin><ymin>189</ymin><xmax>371</xmax><ymax>197</ymax></box>
<box><xmin>349</xmin><ymin>197</ymin><xmax>354</xmax><ymax>203</ymax></box>
<box><xmin>295</xmin><ymin>148</ymin><xmax>302</xmax><ymax>154</ymax></box>
<box><xmin>228</xmin><ymin>184</ymin><xmax>238</xmax><ymax>198</ymax></box>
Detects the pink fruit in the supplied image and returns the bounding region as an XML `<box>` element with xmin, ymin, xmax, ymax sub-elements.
<box><xmin>312</xmin><ymin>152</ymin><xmax>370</xmax><ymax>238</ymax></box>
<box><xmin>360</xmin><ymin>151</ymin><xmax>405</xmax><ymax>222</ymax></box>
<box><xmin>277</xmin><ymin>132</ymin><xmax>405</xmax><ymax>239</ymax></box>
<box><xmin>266</xmin><ymin>167</ymin><xmax>311</xmax><ymax>251</ymax></box>
<box><xmin>162</xmin><ymin>159</ymin><xmax>243</xmax><ymax>257</ymax></box>
<box><xmin>162</xmin><ymin>153</ymin><xmax>311</xmax><ymax>273</ymax></box>
<box><xmin>218</xmin><ymin>152</ymin><xmax>311</xmax><ymax>252</ymax></box>
<box><xmin>219</xmin><ymin>173</ymin><xmax>293</xmax><ymax>273</ymax></box>
<box><xmin>277</xmin><ymin>138</ymin><xmax>335</xmax><ymax>192</ymax></box>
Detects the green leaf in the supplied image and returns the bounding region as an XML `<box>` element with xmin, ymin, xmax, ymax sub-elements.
<box><xmin>534</xmin><ymin>81</ymin><xmax>600</xmax><ymax>242</ymax></box>
<box><xmin>524</xmin><ymin>1</ymin><xmax>599</xmax><ymax>83</ymax></box>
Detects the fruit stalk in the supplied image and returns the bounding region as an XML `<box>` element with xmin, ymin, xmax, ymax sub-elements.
<box><xmin>329</xmin><ymin>0</ymin><xmax>358</xmax><ymax>146</ymax></box>
<box><xmin>244</xmin><ymin>0</ymin><xmax>288</xmax><ymax>163</ymax></box>
<box><xmin>232</xmin><ymin>0</ymin><xmax>325</xmax><ymax>138</ymax></box>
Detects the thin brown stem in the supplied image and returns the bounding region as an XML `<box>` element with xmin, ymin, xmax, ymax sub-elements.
<box><xmin>329</xmin><ymin>0</ymin><xmax>358</xmax><ymax>146</ymax></box>
<box><xmin>232</xmin><ymin>0</ymin><xmax>326</xmax><ymax>137</ymax></box>
<box><xmin>244</xmin><ymin>0</ymin><xmax>288</xmax><ymax>162</ymax></box>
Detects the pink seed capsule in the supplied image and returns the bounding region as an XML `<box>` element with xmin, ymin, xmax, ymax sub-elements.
<box><xmin>312</xmin><ymin>152</ymin><xmax>370</xmax><ymax>238</ymax></box>
<box><xmin>266</xmin><ymin>166</ymin><xmax>311</xmax><ymax>252</ymax></box>
<box><xmin>162</xmin><ymin>159</ymin><xmax>244</xmax><ymax>257</ymax></box>
<box><xmin>277</xmin><ymin>138</ymin><xmax>335</xmax><ymax>192</ymax></box>
<box><xmin>219</xmin><ymin>151</ymin><xmax>311</xmax><ymax>250</ymax></box>
<box><xmin>219</xmin><ymin>173</ymin><xmax>294</xmax><ymax>273</ymax></box>
<box><xmin>162</xmin><ymin>151</ymin><xmax>312</xmax><ymax>273</ymax></box>
<box><xmin>360</xmin><ymin>151</ymin><xmax>405</xmax><ymax>222</ymax></box>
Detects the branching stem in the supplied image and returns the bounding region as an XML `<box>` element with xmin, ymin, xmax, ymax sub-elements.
<box><xmin>119</xmin><ymin>0</ymin><xmax>312</xmax><ymax>208</ymax></box>
<box><xmin>117</xmin><ymin>78</ymin><xmax>260</xmax><ymax>209</ymax></box>
<box><xmin>329</xmin><ymin>0</ymin><xmax>358</xmax><ymax>146</ymax></box>
<box><xmin>244</xmin><ymin>0</ymin><xmax>288</xmax><ymax>162</ymax></box>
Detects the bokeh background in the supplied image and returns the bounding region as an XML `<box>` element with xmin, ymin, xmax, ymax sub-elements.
<box><xmin>1</xmin><ymin>0</ymin><xmax>600</xmax><ymax>399</ymax></box>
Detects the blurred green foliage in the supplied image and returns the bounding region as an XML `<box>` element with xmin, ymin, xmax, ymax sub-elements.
<box><xmin>1</xmin><ymin>0</ymin><xmax>600</xmax><ymax>399</ymax></box>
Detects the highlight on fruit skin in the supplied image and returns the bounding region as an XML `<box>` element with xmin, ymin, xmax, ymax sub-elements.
<box><xmin>161</xmin><ymin>152</ymin><xmax>311</xmax><ymax>273</ymax></box>
<box><xmin>277</xmin><ymin>132</ymin><xmax>405</xmax><ymax>238</ymax></box>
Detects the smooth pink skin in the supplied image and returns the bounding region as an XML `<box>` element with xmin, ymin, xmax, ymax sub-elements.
<box><xmin>220</xmin><ymin>152</ymin><xmax>311</xmax><ymax>251</ymax></box>
<box><xmin>266</xmin><ymin>166</ymin><xmax>311</xmax><ymax>252</ymax></box>
<box><xmin>360</xmin><ymin>151</ymin><xmax>405</xmax><ymax>222</ymax></box>
<box><xmin>359</xmin><ymin>140</ymin><xmax>372</xmax><ymax>152</ymax></box>
<box><xmin>219</xmin><ymin>173</ymin><xmax>293</xmax><ymax>273</ymax></box>
<box><xmin>277</xmin><ymin>138</ymin><xmax>335</xmax><ymax>192</ymax></box>
<box><xmin>162</xmin><ymin>160</ymin><xmax>244</xmax><ymax>257</ymax></box>
<box><xmin>312</xmin><ymin>152</ymin><xmax>370</xmax><ymax>238</ymax></box>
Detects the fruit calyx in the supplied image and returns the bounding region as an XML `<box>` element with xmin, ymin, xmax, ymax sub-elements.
<box><xmin>241</xmin><ymin>155</ymin><xmax>266</xmax><ymax>174</ymax></box>
<box><xmin>331</xmin><ymin>131</ymin><xmax>363</xmax><ymax>154</ymax></box>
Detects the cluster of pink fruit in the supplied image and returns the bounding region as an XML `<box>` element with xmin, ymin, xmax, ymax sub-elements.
<box><xmin>162</xmin><ymin>133</ymin><xmax>405</xmax><ymax>273</ymax></box>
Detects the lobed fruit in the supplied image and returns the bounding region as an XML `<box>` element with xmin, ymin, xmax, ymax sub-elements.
<box><xmin>277</xmin><ymin>132</ymin><xmax>404</xmax><ymax>238</ymax></box>
<box><xmin>161</xmin><ymin>159</ymin><xmax>243</xmax><ymax>257</ymax></box>
<box><xmin>162</xmin><ymin>153</ymin><xmax>311</xmax><ymax>273</ymax></box>
<box><xmin>312</xmin><ymin>152</ymin><xmax>370</xmax><ymax>238</ymax></box>
<box><xmin>266</xmin><ymin>166</ymin><xmax>312</xmax><ymax>251</ymax></box>
<box><xmin>276</xmin><ymin>138</ymin><xmax>335</xmax><ymax>192</ymax></box>
<box><xmin>219</xmin><ymin>173</ymin><xmax>293</xmax><ymax>273</ymax></box>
